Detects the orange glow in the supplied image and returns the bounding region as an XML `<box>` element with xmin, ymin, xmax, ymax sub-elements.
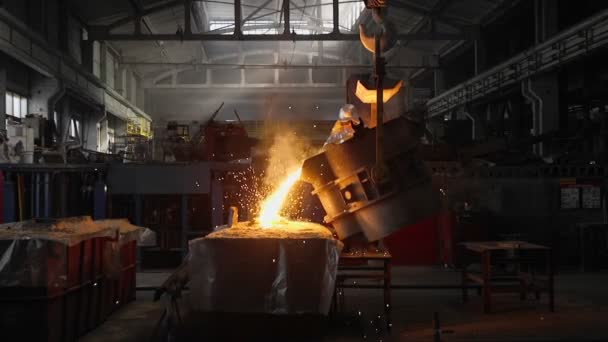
<box><xmin>258</xmin><ymin>168</ymin><xmax>302</xmax><ymax>228</ymax></box>
<box><xmin>355</xmin><ymin>80</ymin><xmax>403</xmax><ymax>104</ymax></box>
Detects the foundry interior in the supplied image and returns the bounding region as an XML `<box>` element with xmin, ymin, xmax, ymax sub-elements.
<box><xmin>1</xmin><ymin>0</ymin><xmax>608</xmax><ymax>341</ymax></box>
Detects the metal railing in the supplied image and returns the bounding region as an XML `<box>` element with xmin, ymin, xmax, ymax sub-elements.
<box><xmin>427</xmin><ymin>9</ymin><xmax>608</xmax><ymax>118</ymax></box>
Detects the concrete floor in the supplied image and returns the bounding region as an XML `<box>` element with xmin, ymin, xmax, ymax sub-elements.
<box><xmin>81</xmin><ymin>267</ymin><xmax>608</xmax><ymax>341</ymax></box>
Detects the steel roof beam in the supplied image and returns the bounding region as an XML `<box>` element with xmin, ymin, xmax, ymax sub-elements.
<box><xmin>88</xmin><ymin>30</ymin><xmax>468</xmax><ymax>41</ymax></box>
<box><xmin>122</xmin><ymin>61</ymin><xmax>436</xmax><ymax>69</ymax></box>
<box><xmin>242</xmin><ymin>0</ymin><xmax>275</xmax><ymax>24</ymax></box>
<box><xmin>108</xmin><ymin>0</ymin><xmax>182</xmax><ymax>29</ymax></box>
<box><xmin>391</xmin><ymin>0</ymin><xmax>467</xmax><ymax>29</ymax></box>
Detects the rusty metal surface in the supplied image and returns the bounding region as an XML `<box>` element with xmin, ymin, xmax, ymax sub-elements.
<box><xmin>302</xmin><ymin>117</ymin><xmax>439</xmax><ymax>241</ymax></box>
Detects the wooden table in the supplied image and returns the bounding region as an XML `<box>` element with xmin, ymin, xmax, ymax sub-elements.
<box><xmin>334</xmin><ymin>251</ymin><xmax>392</xmax><ymax>330</ymax></box>
<box><xmin>460</xmin><ymin>241</ymin><xmax>554</xmax><ymax>314</ymax></box>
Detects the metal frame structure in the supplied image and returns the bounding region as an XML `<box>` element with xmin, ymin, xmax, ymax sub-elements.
<box><xmin>87</xmin><ymin>0</ymin><xmax>474</xmax><ymax>42</ymax></box>
<box><xmin>124</xmin><ymin>61</ymin><xmax>435</xmax><ymax>69</ymax></box>
<box><xmin>427</xmin><ymin>8</ymin><xmax>608</xmax><ymax>118</ymax></box>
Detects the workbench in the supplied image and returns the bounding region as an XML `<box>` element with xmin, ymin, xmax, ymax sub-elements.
<box><xmin>333</xmin><ymin>251</ymin><xmax>392</xmax><ymax>330</ymax></box>
<box><xmin>460</xmin><ymin>241</ymin><xmax>554</xmax><ymax>314</ymax></box>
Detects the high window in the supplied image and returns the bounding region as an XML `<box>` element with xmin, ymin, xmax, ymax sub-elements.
<box><xmin>5</xmin><ymin>92</ymin><xmax>28</xmax><ymax>119</ymax></box>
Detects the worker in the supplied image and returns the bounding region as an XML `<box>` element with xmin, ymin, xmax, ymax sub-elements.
<box><xmin>324</xmin><ymin>104</ymin><xmax>361</xmax><ymax>147</ymax></box>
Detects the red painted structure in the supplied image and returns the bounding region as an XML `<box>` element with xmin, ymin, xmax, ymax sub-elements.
<box><xmin>383</xmin><ymin>212</ymin><xmax>445</xmax><ymax>265</ymax></box>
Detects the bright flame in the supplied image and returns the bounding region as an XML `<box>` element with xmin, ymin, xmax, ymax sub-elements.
<box><xmin>258</xmin><ymin>168</ymin><xmax>302</xmax><ymax>228</ymax></box>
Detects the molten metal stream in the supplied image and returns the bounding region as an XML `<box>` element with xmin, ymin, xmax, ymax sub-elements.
<box><xmin>258</xmin><ymin>168</ymin><xmax>302</xmax><ymax>228</ymax></box>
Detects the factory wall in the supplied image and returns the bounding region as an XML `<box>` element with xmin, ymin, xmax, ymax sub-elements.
<box><xmin>144</xmin><ymin>87</ymin><xmax>347</xmax><ymax>122</ymax></box>
<box><xmin>0</xmin><ymin>4</ymin><xmax>151</xmax><ymax>159</ymax></box>
<box><xmin>29</xmin><ymin>74</ymin><xmax>59</xmax><ymax>119</ymax></box>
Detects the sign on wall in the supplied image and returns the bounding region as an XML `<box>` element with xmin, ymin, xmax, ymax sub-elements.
<box><xmin>582</xmin><ymin>185</ymin><xmax>602</xmax><ymax>209</ymax></box>
<box><xmin>560</xmin><ymin>179</ymin><xmax>603</xmax><ymax>210</ymax></box>
<box><xmin>560</xmin><ymin>186</ymin><xmax>580</xmax><ymax>209</ymax></box>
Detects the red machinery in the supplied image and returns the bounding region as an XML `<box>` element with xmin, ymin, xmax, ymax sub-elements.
<box><xmin>201</xmin><ymin>106</ymin><xmax>254</xmax><ymax>162</ymax></box>
<box><xmin>165</xmin><ymin>103</ymin><xmax>256</xmax><ymax>162</ymax></box>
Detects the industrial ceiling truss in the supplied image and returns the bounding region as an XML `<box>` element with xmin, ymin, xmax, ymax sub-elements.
<box><xmin>87</xmin><ymin>0</ymin><xmax>475</xmax><ymax>42</ymax></box>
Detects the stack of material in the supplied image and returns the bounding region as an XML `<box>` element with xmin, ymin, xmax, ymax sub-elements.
<box><xmin>0</xmin><ymin>217</ymin><xmax>116</xmax><ymax>289</ymax></box>
<box><xmin>95</xmin><ymin>219</ymin><xmax>144</xmax><ymax>315</ymax></box>
<box><xmin>187</xmin><ymin>220</ymin><xmax>342</xmax><ymax>315</ymax></box>
<box><xmin>0</xmin><ymin>216</ymin><xmax>143</xmax><ymax>342</ymax></box>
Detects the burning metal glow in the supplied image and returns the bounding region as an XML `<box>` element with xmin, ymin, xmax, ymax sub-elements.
<box><xmin>258</xmin><ymin>168</ymin><xmax>302</xmax><ymax>228</ymax></box>
<box><xmin>355</xmin><ymin>80</ymin><xmax>403</xmax><ymax>104</ymax></box>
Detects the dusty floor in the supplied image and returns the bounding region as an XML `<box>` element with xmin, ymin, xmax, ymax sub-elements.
<box><xmin>81</xmin><ymin>267</ymin><xmax>608</xmax><ymax>341</ymax></box>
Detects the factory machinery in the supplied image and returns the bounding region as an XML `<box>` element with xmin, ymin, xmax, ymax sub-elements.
<box><xmin>161</xmin><ymin>103</ymin><xmax>256</xmax><ymax>162</ymax></box>
<box><xmin>152</xmin><ymin>2</ymin><xmax>584</xmax><ymax>340</ymax></box>
<box><xmin>152</xmin><ymin>3</ymin><xmax>439</xmax><ymax>339</ymax></box>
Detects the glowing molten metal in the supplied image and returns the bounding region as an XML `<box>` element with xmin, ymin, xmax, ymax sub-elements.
<box><xmin>258</xmin><ymin>168</ymin><xmax>302</xmax><ymax>228</ymax></box>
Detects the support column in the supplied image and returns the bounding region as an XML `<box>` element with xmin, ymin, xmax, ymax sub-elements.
<box><xmin>542</xmin><ymin>0</ymin><xmax>558</xmax><ymax>40</ymax></box>
<box><xmin>181</xmin><ymin>194</ymin><xmax>189</xmax><ymax>256</ymax></box>
<box><xmin>116</xmin><ymin>67</ymin><xmax>128</xmax><ymax>97</ymax></box>
<box><xmin>130</xmin><ymin>72</ymin><xmax>137</xmax><ymax>104</ymax></box>
<box><xmin>0</xmin><ymin>56</ymin><xmax>6</xmax><ymax>136</ymax></box>
<box><xmin>60</xmin><ymin>98</ymin><xmax>71</xmax><ymax>143</ymax></box>
<box><xmin>273</xmin><ymin>52</ymin><xmax>279</xmax><ymax>85</ymax></box>
<box><xmin>29</xmin><ymin>174</ymin><xmax>35</xmax><ymax>219</ymax></box>
<box><xmin>125</xmin><ymin>69</ymin><xmax>133</xmax><ymax>101</ymax></box>
<box><xmin>433</xmin><ymin>69</ymin><xmax>445</xmax><ymax>97</ymax></box>
<box><xmin>234</xmin><ymin>0</ymin><xmax>242</xmax><ymax>36</ymax></box>
<box><xmin>332</xmin><ymin>0</ymin><xmax>339</xmax><ymax>33</ymax></box>
<box><xmin>530</xmin><ymin>0</ymin><xmax>559</xmax><ymax>157</ymax></box>
<box><xmin>531</xmin><ymin>74</ymin><xmax>559</xmax><ymax>156</ymax></box>
<box><xmin>283</xmin><ymin>0</ymin><xmax>290</xmax><ymax>34</ymax></box>
<box><xmin>44</xmin><ymin>173</ymin><xmax>51</xmax><ymax>218</ymax></box>
<box><xmin>474</xmin><ymin>40</ymin><xmax>479</xmax><ymax>76</ymax></box>
<box><xmin>185</xmin><ymin>0</ymin><xmax>192</xmax><ymax>34</ymax></box>
<box><xmin>134</xmin><ymin>193</ymin><xmax>143</xmax><ymax>270</ymax></box>
<box><xmin>93</xmin><ymin>176</ymin><xmax>107</xmax><ymax>219</ymax></box>
<box><xmin>211</xmin><ymin>171</ymin><xmax>224</xmax><ymax>228</ymax></box>
<box><xmin>136</xmin><ymin>78</ymin><xmax>145</xmax><ymax>109</ymax></box>
<box><xmin>307</xmin><ymin>53</ymin><xmax>313</xmax><ymax>84</ymax></box>
<box><xmin>57</xmin><ymin>173</ymin><xmax>68</xmax><ymax>217</ymax></box>
<box><xmin>99</xmin><ymin>42</ymin><xmax>108</xmax><ymax>83</ymax></box>
<box><xmin>34</xmin><ymin>173</ymin><xmax>40</xmax><ymax>218</ymax></box>
<box><xmin>239</xmin><ymin>44</ymin><xmax>245</xmax><ymax>86</ymax></box>
<box><xmin>82</xmin><ymin>39</ymin><xmax>94</xmax><ymax>74</ymax></box>
<box><xmin>535</xmin><ymin>0</ymin><xmax>558</xmax><ymax>44</ymax></box>
<box><xmin>3</xmin><ymin>172</ymin><xmax>15</xmax><ymax>223</ymax></box>
<box><xmin>134</xmin><ymin>194</ymin><xmax>143</xmax><ymax>226</ymax></box>
<box><xmin>0</xmin><ymin>172</ymin><xmax>4</xmax><ymax>223</ymax></box>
